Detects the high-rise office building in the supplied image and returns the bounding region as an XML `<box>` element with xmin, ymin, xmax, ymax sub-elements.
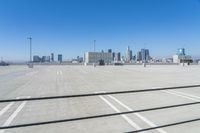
<box><xmin>136</xmin><ymin>51</ymin><xmax>142</xmax><ymax>61</ymax></box>
<box><xmin>115</xmin><ymin>52</ymin><xmax>121</xmax><ymax>61</ymax></box>
<box><xmin>130</xmin><ymin>50</ymin><xmax>133</xmax><ymax>60</ymax></box>
<box><xmin>112</xmin><ymin>52</ymin><xmax>115</xmax><ymax>61</ymax></box>
<box><xmin>177</xmin><ymin>48</ymin><xmax>185</xmax><ymax>55</ymax></box>
<box><xmin>108</xmin><ymin>49</ymin><xmax>112</xmax><ymax>53</ymax></box>
<box><xmin>125</xmin><ymin>46</ymin><xmax>133</xmax><ymax>62</ymax></box>
<box><xmin>141</xmin><ymin>49</ymin><xmax>150</xmax><ymax>63</ymax></box>
<box><xmin>58</xmin><ymin>54</ymin><xmax>62</xmax><ymax>62</ymax></box>
<box><xmin>51</xmin><ymin>53</ymin><xmax>54</xmax><ymax>62</ymax></box>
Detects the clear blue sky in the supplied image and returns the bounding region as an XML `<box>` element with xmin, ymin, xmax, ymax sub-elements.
<box><xmin>0</xmin><ymin>0</ymin><xmax>200</xmax><ymax>61</ymax></box>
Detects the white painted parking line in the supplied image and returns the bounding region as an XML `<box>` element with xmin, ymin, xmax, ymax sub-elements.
<box><xmin>162</xmin><ymin>90</ymin><xmax>198</xmax><ymax>101</ymax></box>
<box><xmin>98</xmin><ymin>95</ymin><xmax>144</xmax><ymax>132</ymax></box>
<box><xmin>0</xmin><ymin>103</ymin><xmax>14</xmax><ymax>117</ymax></box>
<box><xmin>0</xmin><ymin>96</ymin><xmax>30</xmax><ymax>133</ymax></box>
<box><xmin>108</xmin><ymin>95</ymin><xmax>168</xmax><ymax>133</ymax></box>
<box><xmin>169</xmin><ymin>90</ymin><xmax>200</xmax><ymax>100</ymax></box>
<box><xmin>56</xmin><ymin>71</ymin><xmax>62</xmax><ymax>75</ymax></box>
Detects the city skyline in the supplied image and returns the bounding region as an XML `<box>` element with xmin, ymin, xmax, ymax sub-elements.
<box><xmin>1</xmin><ymin>0</ymin><xmax>200</xmax><ymax>61</ymax></box>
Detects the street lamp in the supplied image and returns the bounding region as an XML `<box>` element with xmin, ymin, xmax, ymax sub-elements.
<box><xmin>27</xmin><ymin>37</ymin><xmax>33</xmax><ymax>68</ymax></box>
<box><xmin>27</xmin><ymin>37</ymin><xmax>32</xmax><ymax>63</ymax></box>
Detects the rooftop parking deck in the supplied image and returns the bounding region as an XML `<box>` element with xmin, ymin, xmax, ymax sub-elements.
<box><xmin>0</xmin><ymin>65</ymin><xmax>200</xmax><ymax>133</ymax></box>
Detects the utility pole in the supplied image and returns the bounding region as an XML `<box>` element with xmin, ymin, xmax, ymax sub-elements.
<box><xmin>27</xmin><ymin>37</ymin><xmax>32</xmax><ymax>63</ymax></box>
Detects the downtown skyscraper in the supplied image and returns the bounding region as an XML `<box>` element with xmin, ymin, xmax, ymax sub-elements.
<box><xmin>125</xmin><ymin>46</ymin><xmax>133</xmax><ymax>62</ymax></box>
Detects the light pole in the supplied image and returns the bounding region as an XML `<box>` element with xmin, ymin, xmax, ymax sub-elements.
<box><xmin>94</xmin><ymin>40</ymin><xmax>96</xmax><ymax>52</ymax></box>
<box><xmin>93</xmin><ymin>40</ymin><xmax>96</xmax><ymax>67</ymax></box>
<box><xmin>27</xmin><ymin>37</ymin><xmax>32</xmax><ymax>63</ymax></box>
<box><xmin>27</xmin><ymin>37</ymin><xmax>33</xmax><ymax>68</ymax></box>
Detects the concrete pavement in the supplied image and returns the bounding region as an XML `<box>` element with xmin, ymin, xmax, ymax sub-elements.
<box><xmin>0</xmin><ymin>65</ymin><xmax>200</xmax><ymax>133</ymax></box>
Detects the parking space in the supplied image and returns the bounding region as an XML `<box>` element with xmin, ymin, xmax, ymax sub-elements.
<box><xmin>0</xmin><ymin>65</ymin><xmax>200</xmax><ymax>133</ymax></box>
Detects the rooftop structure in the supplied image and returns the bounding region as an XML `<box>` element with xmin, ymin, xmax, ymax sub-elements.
<box><xmin>84</xmin><ymin>51</ymin><xmax>112</xmax><ymax>64</ymax></box>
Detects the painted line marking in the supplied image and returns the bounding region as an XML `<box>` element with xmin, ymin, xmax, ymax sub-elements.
<box><xmin>162</xmin><ymin>90</ymin><xmax>198</xmax><ymax>101</ymax></box>
<box><xmin>98</xmin><ymin>95</ymin><xmax>144</xmax><ymax>131</ymax></box>
<box><xmin>153</xmin><ymin>86</ymin><xmax>199</xmax><ymax>101</ymax></box>
<box><xmin>0</xmin><ymin>96</ymin><xmax>30</xmax><ymax>133</ymax></box>
<box><xmin>108</xmin><ymin>95</ymin><xmax>168</xmax><ymax>133</ymax></box>
<box><xmin>56</xmin><ymin>71</ymin><xmax>62</xmax><ymax>75</ymax></box>
<box><xmin>169</xmin><ymin>90</ymin><xmax>200</xmax><ymax>100</ymax></box>
<box><xmin>0</xmin><ymin>103</ymin><xmax>14</xmax><ymax>117</ymax></box>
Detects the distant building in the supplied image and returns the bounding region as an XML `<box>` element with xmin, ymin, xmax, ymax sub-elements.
<box><xmin>41</xmin><ymin>56</ymin><xmax>50</xmax><ymax>62</ymax></box>
<box><xmin>76</xmin><ymin>56</ymin><xmax>83</xmax><ymax>63</ymax></box>
<box><xmin>162</xmin><ymin>58</ymin><xmax>173</xmax><ymax>63</ymax></box>
<box><xmin>130</xmin><ymin>50</ymin><xmax>133</xmax><ymax>60</ymax></box>
<box><xmin>173</xmin><ymin>48</ymin><xmax>192</xmax><ymax>63</ymax></box>
<box><xmin>51</xmin><ymin>53</ymin><xmax>54</xmax><ymax>62</ymax></box>
<box><xmin>0</xmin><ymin>61</ymin><xmax>9</xmax><ymax>66</ymax></box>
<box><xmin>194</xmin><ymin>59</ymin><xmax>200</xmax><ymax>64</ymax></box>
<box><xmin>112</xmin><ymin>52</ymin><xmax>115</xmax><ymax>61</ymax></box>
<box><xmin>173</xmin><ymin>55</ymin><xmax>192</xmax><ymax>63</ymax></box>
<box><xmin>125</xmin><ymin>46</ymin><xmax>133</xmax><ymax>62</ymax></box>
<box><xmin>58</xmin><ymin>54</ymin><xmax>62</xmax><ymax>62</ymax></box>
<box><xmin>141</xmin><ymin>49</ymin><xmax>150</xmax><ymax>63</ymax></box>
<box><xmin>177</xmin><ymin>48</ymin><xmax>185</xmax><ymax>55</ymax></box>
<box><xmin>114</xmin><ymin>52</ymin><xmax>121</xmax><ymax>62</ymax></box>
<box><xmin>121</xmin><ymin>56</ymin><xmax>125</xmax><ymax>62</ymax></box>
<box><xmin>108</xmin><ymin>49</ymin><xmax>112</xmax><ymax>53</ymax></box>
<box><xmin>136</xmin><ymin>51</ymin><xmax>142</xmax><ymax>61</ymax></box>
<box><xmin>132</xmin><ymin>55</ymin><xmax>136</xmax><ymax>61</ymax></box>
<box><xmin>33</xmin><ymin>55</ymin><xmax>41</xmax><ymax>62</ymax></box>
<box><xmin>84</xmin><ymin>51</ymin><xmax>112</xmax><ymax>64</ymax></box>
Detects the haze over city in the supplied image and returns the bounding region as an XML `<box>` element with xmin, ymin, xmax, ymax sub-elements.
<box><xmin>1</xmin><ymin>1</ymin><xmax>200</xmax><ymax>133</ymax></box>
<box><xmin>0</xmin><ymin>0</ymin><xmax>200</xmax><ymax>61</ymax></box>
